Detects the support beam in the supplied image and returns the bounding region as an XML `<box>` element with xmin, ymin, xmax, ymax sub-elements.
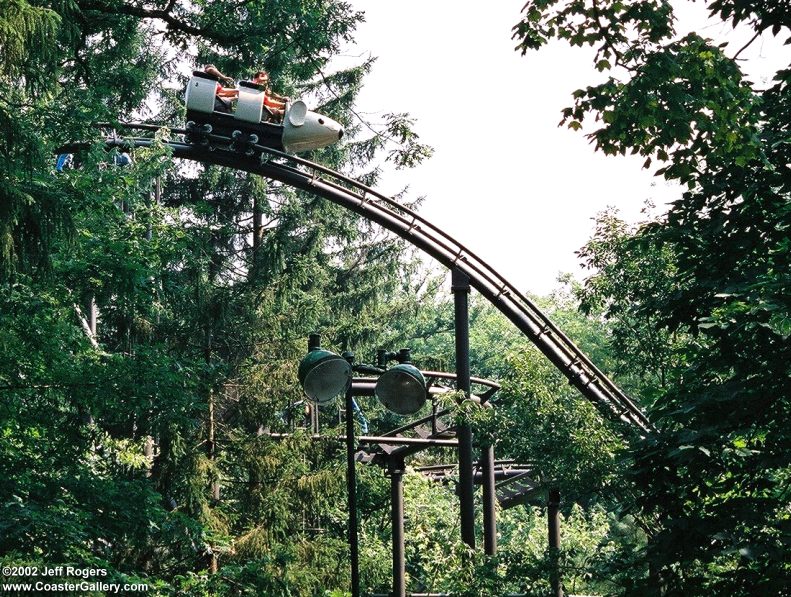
<box><xmin>265</xmin><ymin>433</ymin><xmax>459</xmax><ymax>447</ymax></box>
<box><xmin>388</xmin><ymin>457</ymin><xmax>406</xmax><ymax>597</ymax></box>
<box><xmin>344</xmin><ymin>366</ymin><xmax>361</xmax><ymax>597</ymax></box>
<box><xmin>452</xmin><ymin>268</ymin><xmax>476</xmax><ymax>549</ymax></box>
<box><xmin>481</xmin><ymin>444</ymin><xmax>497</xmax><ymax>555</ymax></box>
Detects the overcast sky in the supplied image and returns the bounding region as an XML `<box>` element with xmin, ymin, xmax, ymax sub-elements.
<box><xmin>339</xmin><ymin>1</ymin><xmax>786</xmax><ymax>295</ymax></box>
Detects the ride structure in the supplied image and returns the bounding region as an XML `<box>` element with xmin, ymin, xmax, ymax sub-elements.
<box><xmin>59</xmin><ymin>118</ymin><xmax>653</xmax><ymax>596</ymax></box>
<box><xmin>60</xmin><ymin>123</ymin><xmax>652</xmax><ymax>434</ymax></box>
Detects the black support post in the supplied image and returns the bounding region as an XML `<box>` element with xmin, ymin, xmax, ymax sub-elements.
<box><xmin>343</xmin><ymin>357</ymin><xmax>361</xmax><ymax>597</ymax></box>
<box><xmin>482</xmin><ymin>444</ymin><xmax>497</xmax><ymax>555</ymax></box>
<box><xmin>388</xmin><ymin>456</ymin><xmax>406</xmax><ymax>597</ymax></box>
<box><xmin>452</xmin><ymin>268</ymin><xmax>476</xmax><ymax>549</ymax></box>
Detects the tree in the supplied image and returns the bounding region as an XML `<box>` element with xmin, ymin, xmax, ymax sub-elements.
<box><xmin>514</xmin><ymin>1</ymin><xmax>791</xmax><ymax>594</ymax></box>
<box><xmin>0</xmin><ymin>0</ymin><xmax>434</xmax><ymax>593</ymax></box>
<box><xmin>576</xmin><ymin>207</ymin><xmax>693</xmax><ymax>403</ymax></box>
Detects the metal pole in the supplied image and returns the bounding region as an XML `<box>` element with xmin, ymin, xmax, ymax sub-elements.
<box><xmin>452</xmin><ymin>268</ymin><xmax>476</xmax><ymax>548</ymax></box>
<box><xmin>344</xmin><ymin>356</ymin><xmax>361</xmax><ymax>597</ymax></box>
<box><xmin>482</xmin><ymin>444</ymin><xmax>497</xmax><ymax>555</ymax></box>
<box><xmin>548</xmin><ymin>488</ymin><xmax>562</xmax><ymax>597</ymax></box>
<box><xmin>311</xmin><ymin>402</ymin><xmax>319</xmax><ymax>434</ymax></box>
<box><xmin>389</xmin><ymin>456</ymin><xmax>406</xmax><ymax>597</ymax></box>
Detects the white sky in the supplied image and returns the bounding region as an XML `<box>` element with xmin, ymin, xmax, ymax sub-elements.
<box><xmin>339</xmin><ymin>1</ymin><xmax>788</xmax><ymax>295</ymax></box>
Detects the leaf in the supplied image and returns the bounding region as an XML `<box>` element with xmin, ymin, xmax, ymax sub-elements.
<box><xmin>763</xmin><ymin>314</ymin><xmax>791</xmax><ymax>339</ymax></box>
<box><xmin>595</xmin><ymin>59</ymin><xmax>611</xmax><ymax>71</ymax></box>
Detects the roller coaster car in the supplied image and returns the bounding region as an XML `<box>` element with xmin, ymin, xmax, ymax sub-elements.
<box><xmin>184</xmin><ymin>70</ymin><xmax>344</xmax><ymax>154</ymax></box>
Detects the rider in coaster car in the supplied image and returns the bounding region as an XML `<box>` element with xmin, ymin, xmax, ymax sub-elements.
<box><xmin>251</xmin><ymin>70</ymin><xmax>289</xmax><ymax>122</ymax></box>
<box><xmin>203</xmin><ymin>64</ymin><xmax>238</xmax><ymax>113</ymax></box>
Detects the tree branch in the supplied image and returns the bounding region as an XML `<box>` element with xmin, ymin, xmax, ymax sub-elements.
<box><xmin>732</xmin><ymin>30</ymin><xmax>761</xmax><ymax>61</ymax></box>
<box><xmin>76</xmin><ymin>0</ymin><xmax>222</xmax><ymax>41</ymax></box>
<box><xmin>74</xmin><ymin>303</ymin><xmax>101</xmax><ymax>349</ymax></box>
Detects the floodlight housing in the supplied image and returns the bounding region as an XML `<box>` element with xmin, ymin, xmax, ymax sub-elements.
<box><xmin>375</xmin><ymin>363</ymin><xmax>427</xmax><ymax>415</ymax></box>
<box><xmin>298</xmin><ymin>347</ymin><xmax>352</xmax><ymax>404</ymax></box>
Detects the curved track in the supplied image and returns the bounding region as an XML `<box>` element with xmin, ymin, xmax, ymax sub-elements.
<box><xmin>61</xmin><ymin>129</ymin><xmax>653</xmax><ymax>433</ymax></box>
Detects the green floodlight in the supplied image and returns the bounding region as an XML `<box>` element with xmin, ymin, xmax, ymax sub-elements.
<box><xmin>298</xmin><ymin>334</ymin><xmax>352</xmax><ymax>404</ymax></box>
<box><xmin>375</xmin><ymin>360</ymin><xmax>427</xmax><ymax>416</ymax></box>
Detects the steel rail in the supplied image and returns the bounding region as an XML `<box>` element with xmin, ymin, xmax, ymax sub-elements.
<box><xmin>63</xmin><ymin>132</ymin><xmax>653</xmax><ymax>433</ymax></box>
<box><xmin>242</xmin><ymin>149</ymin><xmax>650</xmax><ymax>430</ymax></box>
<box><xmin>421</xmin><ymin>370</ymin><xmax>501</xmax><ymax>391</ymax></box>
<box><xmin>243</xmin><ymin>154</ymin><xmax>650</xmax><ymax>429</ymax></box>
<box><xmin>264</xmin><ymin>433</ymin><xmax>459</xmax><ymax>447</ymax></box>
<box><xmin>200</xmin><ymin>129</ymin><xmax>646</xmax><ymax>426</ymax></box>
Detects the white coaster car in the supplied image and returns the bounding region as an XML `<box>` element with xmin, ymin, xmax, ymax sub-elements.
<box><xmin>185</xmin><ymin>70</ymin><xmax>343</xmax><ymax>154</ymax></box>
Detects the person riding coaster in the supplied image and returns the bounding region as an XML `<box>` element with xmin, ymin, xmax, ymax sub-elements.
<box><xmin>185</xmin><ymin>68</ymin><xmax>343</xmax><ymax>154</ymax></box>
<box><xmin>202</xmin><ymin>66</ymin><xmax>286</xmax><ymax>122</ymax></box>
<box><xmin>252</xmin><ymin>70</ymin><xmax>288</xmax><ymax>121</ymax></box>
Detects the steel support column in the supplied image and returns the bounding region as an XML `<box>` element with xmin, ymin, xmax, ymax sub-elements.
<box><xmin>388</xmin><ymin>457</ymin><xmax>406</xmax><ymax>597</ymax></box>
<box><xmin>481</xmin><ymin>444</ymin><xmax>497</xmax><ymax>555</ymax></box>
<box><xmin>345</xmin><ymin>382</ymin><xmax>361</xmax><ymax>597</ymax></box>
<box><xmin>452</xmin><ymin>268</ymin><xmax>476</xmax><ymax>549</ymax></box>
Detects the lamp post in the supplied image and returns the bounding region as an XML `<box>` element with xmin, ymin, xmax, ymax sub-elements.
<box><xmin>342</xmin><ymin>351</ymin><xmax>361</xmax><ymax>597</ymax></box>
<box><xmin>387</xmin><ymin>455</ymin><xmax>406</xmax><ymax>597</ymax></box>
<box><xmin>374</xmin><ymin>348</ymin><xmax>426</xmax><ymax>597</ymax></box>
<box><xmin>298</xmin><ymin>336</ymin><xmax>428</xmax><ymax>597</ymax></box>
<box><xmin>298</xmin><ymin>334</ymin><xmax>358</xmax><ymax>596</ymax></box>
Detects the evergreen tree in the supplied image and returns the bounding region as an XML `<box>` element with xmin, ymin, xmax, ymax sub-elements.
<box><xmin>0</xmin><ymin>0</ymin><xmax>433</xmax><ymax>592</ymax></box>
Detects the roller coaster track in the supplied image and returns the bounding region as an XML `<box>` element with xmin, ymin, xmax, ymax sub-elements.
<box><xmin>61</xmin><ymin>127</ymin><xmax>654</xmax><ymax>434</ymax></box>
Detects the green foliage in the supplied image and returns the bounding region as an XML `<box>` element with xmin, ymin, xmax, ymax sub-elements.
<box><xmin>515</xmin><ymin>1</ymin><xmax>791</xmax><ymax>594</ymax></box>
<box><xmin>498</xmin><ymin>345</ymin><xmax>627</xmax><ymax>502</ymax></box>
<box><xmin>0</xmin><ymin>0</ymin><xmax>60</xmax><ymax>90</ymax></box>
<box><xmin>0</xmin><ymin>0</ymin><xmax>450</xmax><ymax>593</ymax></box>
<box><xmin>382</xmin><ymin>112</ymin><xmax>435</xmax><ymax>169</ymax></box>
<box><xmin>576</xmin><ymin>207</ymin><xmax>693</xmax><ymax>403</ymax></box>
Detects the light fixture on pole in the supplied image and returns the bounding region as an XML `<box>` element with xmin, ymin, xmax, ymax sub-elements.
<box><xmin>295</xmin><ymin>339</ymin><xmax>429</xmax><ymax>597</ymax></box>
<box><xmin>298</xmin><ymin>333</ymin><xmax>352</xmax><ymax>404</ymax></box>
<box><xmin>374</xmin><ymin>348</ymin><xmax>427</xmax><ymax>416</ymax></box>
<box><xmin>298</xmin><ymin>334</ymin><xmax>359</xmax><ymax>596</ymax></box>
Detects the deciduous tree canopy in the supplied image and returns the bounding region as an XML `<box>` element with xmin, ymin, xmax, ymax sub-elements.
<box><xmin>515</xmin><ymin>1</ymin><xmax>791</xmax><ymax>594</ymax></box>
